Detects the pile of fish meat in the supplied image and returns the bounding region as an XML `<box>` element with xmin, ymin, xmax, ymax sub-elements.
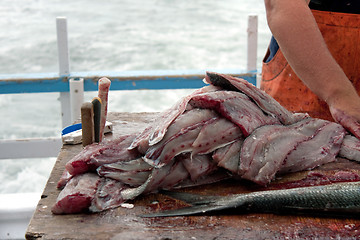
<box><xmin>52</xmin><ymin>72</ymin><xmax>360</xmax><ymax>214</ymax></box>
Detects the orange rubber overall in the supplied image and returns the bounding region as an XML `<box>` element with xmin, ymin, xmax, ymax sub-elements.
<box><xmin>261</xmin><ymin>10</ymin><xmax>360</xmax><ymax>121</ymax></box>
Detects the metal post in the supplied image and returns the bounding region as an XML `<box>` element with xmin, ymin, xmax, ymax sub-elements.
<box><xmin>56</xmin><ymin>17</ymin><xmax>71</xmax><ymax>128</ymax></box>
<box><xmin>247</xmin><ymin>15</ymin><xmax>258</xmax><ymax>84</ymax></box>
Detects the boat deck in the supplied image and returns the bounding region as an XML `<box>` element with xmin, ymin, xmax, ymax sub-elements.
<box><xmin>26</xmin><ymin>112</ymin><xmax>360</xmax><ymax>239</ymax></box>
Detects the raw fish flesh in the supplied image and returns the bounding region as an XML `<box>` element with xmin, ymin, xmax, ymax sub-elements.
<box><xmin>52</xmin><ymin>72</ymin><xmax>360</xmax><ymax>214</ymax></box>
<box><xmin>128</xmin><ymin>85</ymin><xmax>221</xmax><ymax>152</ymax></box>
<box><xmin>189</xmin><ymin>91</ymin><xmax>280</xmax><ymax>136</ymax></box>
<box><xmin>239</xmin><ymin>118</ymin><xmax>346</xmax><ymax>185</ymax></box>
<box><xmin>65</xmin><ymin>134</ymin><xmax>140</xmax><ymax>176</ymax></box>
<box><xmin>144</xmin><ymin>109</ymin><xmax>218</xmax><ymax>167</ymax></box>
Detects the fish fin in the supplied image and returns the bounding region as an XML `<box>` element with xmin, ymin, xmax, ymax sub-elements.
<box><xmin>141</xmin><ymin>203</ymin><xmax>228</xmax><ymax>218</ymax></box>
<box><xmin>160</xmin><ymin>190</ymin><xmax>221</xmax><ymax>205</ymax></box>
<box><xmin>205</xmin><ymin>72</ymin><xmax>238</xmax><ymax>91</ymax></box>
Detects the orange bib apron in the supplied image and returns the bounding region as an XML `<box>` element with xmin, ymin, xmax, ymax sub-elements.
<box><xmin>261</xmin><ymin>10</ymin><xmax>360</xmax><ymax>121</ymax></box>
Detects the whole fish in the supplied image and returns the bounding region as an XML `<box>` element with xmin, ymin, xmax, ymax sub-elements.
<box><xmin>142</xmin><ymin>182</ymin><xmax>360</xmax><ymax>217</ymax></box>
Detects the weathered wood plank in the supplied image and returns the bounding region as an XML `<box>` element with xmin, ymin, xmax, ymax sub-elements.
<box><xmin>26</xmin><ymin>112</ymin><xmax>360</xmax><ymax>240</ymax></box>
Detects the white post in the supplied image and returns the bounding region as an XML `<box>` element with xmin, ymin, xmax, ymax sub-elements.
<box><xmin>247</xmin><ymin>15</ymin><xmax>258</xmax><ymax>73</ymax></box>
<box><xmin>69</xmin><ymin>78</ymin><xmax>84</xmax><ymax>122</ymax></box>
<box><xmin>56</xmin><ymin>17</ymin><xmax>72</xmax><ymax>128</ymax></box>
<box><xmin>59</xmin><ymin>92</ymin><xmax>71</xmax><ymax>127</ymax></box>
<box><xmin>57</xmin><ymin>17</ymin><xmax>70</xmax><ymax>75</ymax></box>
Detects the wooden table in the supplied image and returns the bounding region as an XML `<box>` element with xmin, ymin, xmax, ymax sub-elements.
<box><xmin>26</xmin><ymin>112</ymin><xmax>360</xmax><ymax>239</ymax></box>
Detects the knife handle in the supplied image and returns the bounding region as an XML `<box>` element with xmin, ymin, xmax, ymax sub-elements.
<box><xmin>81</xmin><ymin>102</ymin><xmax>94</xmax><ymax>147</ymax></box>
<box><xmin>92</xmin><ymin>97</ymin><xmax>102</xmax><ymax>143</ymax></box>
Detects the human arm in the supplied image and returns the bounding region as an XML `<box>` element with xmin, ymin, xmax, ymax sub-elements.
<box><xmin>264</xmin><ymin>0</ymin><xmax>360</xmax><ymax>137</ymax></box>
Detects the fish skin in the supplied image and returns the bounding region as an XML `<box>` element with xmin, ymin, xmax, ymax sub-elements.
<box><xmin>205</xmin><ymin>72</ymin><xmax>308</xmax><ymax>125</ymax></box>
<box><xmin>141</xmin><ymin>181</ymin><xmax>360</xmax><ymax>217</ymax></box>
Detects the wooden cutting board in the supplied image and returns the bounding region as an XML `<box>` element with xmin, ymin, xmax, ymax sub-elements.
<box><xmin>26</xmin><ymin>112</ymin><xmax>360</xmax><ymax>240</ymax></box>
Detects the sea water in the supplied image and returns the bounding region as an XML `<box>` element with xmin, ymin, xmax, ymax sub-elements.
<box><xmin>0</xmin><ymin>0</ymin><xmax>271</xmax><ymax>194</ymax></box>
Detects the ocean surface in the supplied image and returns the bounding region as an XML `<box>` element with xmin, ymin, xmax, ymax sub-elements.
<box><xmin>0</xmin><ymin>0</ymin><xmax>271</xmax><ymax>194</ymax></box>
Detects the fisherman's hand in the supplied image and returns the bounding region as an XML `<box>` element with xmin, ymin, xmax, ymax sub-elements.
<box><xmin>328</xmin><ymin>93</ymin><xmax>360</xmax><ymax>139</ymax></box>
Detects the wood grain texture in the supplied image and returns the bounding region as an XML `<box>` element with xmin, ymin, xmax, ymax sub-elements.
<box><xmin>26</xmin><ymin>112</ymin><xmax>360</xmax><ymax>240</ymax></box>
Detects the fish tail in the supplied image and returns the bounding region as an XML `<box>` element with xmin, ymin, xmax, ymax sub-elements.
<box><xmin>141</xmin><ymin>203</ymin><xmax>229</xmax><ymax>218</ymax></box>
<box><xmin>142</xmin><ymin>191</ymin><xmax>244</xmax><ymax>217</ymax></box>
<box><xmin>160</xmin><ymin>190</ymin><xmax>221</xmax><ymax>205</ymax></box>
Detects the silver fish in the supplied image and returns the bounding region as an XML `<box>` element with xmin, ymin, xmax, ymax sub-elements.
<box><xmin>142</xmin><ymin>182</ymin><xmax>360</xmax><ymax>217</ymax></box>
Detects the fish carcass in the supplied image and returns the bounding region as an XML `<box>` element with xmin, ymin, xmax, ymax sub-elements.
<box><xmin>52</xmin><ymin>72</ymin><xmax>360</xmax><ymax>214</ymax></box>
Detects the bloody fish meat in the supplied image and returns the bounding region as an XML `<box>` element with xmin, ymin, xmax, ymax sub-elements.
<box><xmin>52</xmin><ymin>72</ymin><xmax>360</xmax><ymax>215</ymax></box>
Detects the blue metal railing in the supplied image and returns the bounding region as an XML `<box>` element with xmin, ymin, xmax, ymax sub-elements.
<box><xmin>0</xmin><ymin>69</ymin><xmax>256</xmax><ymax>94</ymax></box>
